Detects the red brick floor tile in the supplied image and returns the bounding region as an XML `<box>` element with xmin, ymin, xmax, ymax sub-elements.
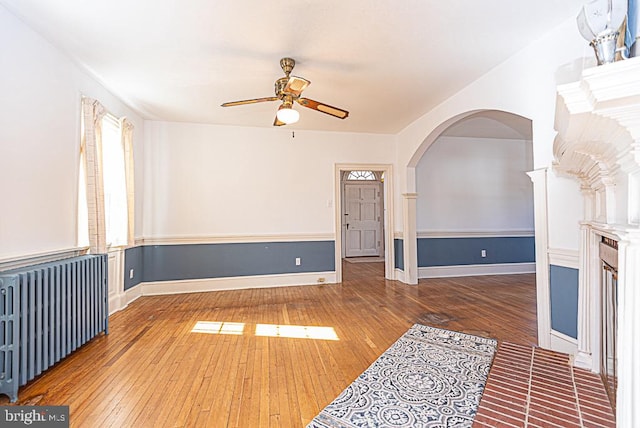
<box><xmin>528</xmin><ymin>402</ymin><xmax>581</xmax><ymax>424</ymax></box>
<box><xmin>474</xmin><ymin>342</ymin><xmax>615</xmax><ymax>428</ymax></box>
<box><xmin>578</xmin><ymin>400</ymin><xmax>617</xmax><ymax>419</ymax></box>
<box><xmin>473</xmin><ymin>412</ymin><xmax>523</xmax><ymax>427</ymax></box>
<box><xmin>527</xmin><ymin>414</ymin><xmax>580</xmax><ymax>427</ymax></box>
<box><xmin>476</xmin><ymin>399</ymin><xmax>526</xmax><ymax>421</ymax></box>
<box><xmin>582</xmin><ymin>419</ymin><xmax>616</xmax><ymax>428</ymax></box>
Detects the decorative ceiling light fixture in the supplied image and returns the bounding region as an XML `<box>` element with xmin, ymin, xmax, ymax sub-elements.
<box><xmin>276</xmin><ymin>96</ymin><xmax>299</xmax><ymax>124</ymax></box>
<box><xmin>221</xmin><ymin>57</ymin><xmax>348</xmax><ymax>126</ymax></box>
<box><xmin>577</xmin><ymin>0</ymin><xmax>627</xmax><ymax>64</ymax></box>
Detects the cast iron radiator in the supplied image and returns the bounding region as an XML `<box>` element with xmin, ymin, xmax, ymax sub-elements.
<box><xmin>0</xmin><ymin>254</ymin><xmax>108</xmax><ymax>402</ymax></box>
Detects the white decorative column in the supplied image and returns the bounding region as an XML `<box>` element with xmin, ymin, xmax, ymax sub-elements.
<box><xmin>554</xmin><ymin>57</ymin><xmax>640</xmax><ymax>427</ymax></box>
<box><xmin>527</xmin><ymin>168</ymin><xmax>551</xmax><ymax>349</ymax></box>
<box><xmin>402</xmin><ymin>193</ymin><xmax>418</xmax><ymax>285</ymax></box>
<box><xmin>574</xmin><ymin>186</ymin><xmax>596</xmax><ymax>369</ymax></box>
<box><xmin>616</xmin><ymin>232</ymin><xmax>640</xmax><ymax>428</ymax></box>
<box><xmin>574</xmin><ymin>222</ymin><xmax>595</xmax><ymax>369</ymax></box>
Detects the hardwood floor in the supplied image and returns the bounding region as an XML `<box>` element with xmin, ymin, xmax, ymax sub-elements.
<box><xmin>0</xmin><ymin>262</ymin><xmax>537</xmax><ymax>427</ymax></box>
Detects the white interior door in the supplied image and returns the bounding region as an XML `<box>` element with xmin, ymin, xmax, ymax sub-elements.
<box><xmin>344</xmin><ymin>183</ymin><xmax>382</xmax><ymax>257</ymax></box>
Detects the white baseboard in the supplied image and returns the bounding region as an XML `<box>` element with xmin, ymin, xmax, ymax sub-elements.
<box><xmin>108</xmin><ymin>286</ymin><xmax>143</xmax><ymax>315</ymax></box>
<box><xmin>108</xmin><ymin>293</ymin><xmax>122</xmax><ymax>315</ymax></box>
<box><xmin>549</xmin><ymin>329</ymin><xmax>578</xmax><ymax>356</ymax></box>
<box><xmin>573</xmin><ymin>351</ymin><xmax>594</xmax><ymax>371</ymax></box>
<box><xmin>394</xmin><ymin>268</ymin><xmax>405</xmax><ymax>283</ymax></box>
<box><xmin>141</xmin><ymin>271</ymin><xmax>337</xmax><ymax>296</ymax></box>
<box><xmin>124</xmin><ymin>285</ymin><xmax>142</xmax><ymax>306</ymax></box>
<box><xmin>418</xmin><ymin>262</ymin><xmax>535</xmax><ymax>278</ymax></box>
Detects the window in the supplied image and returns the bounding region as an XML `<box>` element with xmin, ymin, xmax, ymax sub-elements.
<box><xmin>79</xmin><ymin>97</ymin><xmax>134</xmax><ymax>251</ymax></box>
<box><xmin>347</xmin><ymin>170</ymin><xmax>376</xmax><ymax>180</ymax></box>
<box><xmin>101</xmin><ymin>115</ymin><xmax>128</xmax><ymax>246</ymax></box>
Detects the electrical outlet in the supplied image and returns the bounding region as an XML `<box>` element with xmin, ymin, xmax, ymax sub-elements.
<box><xmin>295</xmin><ymin>257</ymin><xmax>301</xmax><ymax>266</ymax></box>
<box><xmin>481</xmin><ymin>250</ymin><xmax>487</xmax><ymax>258</ymax></box>
<box><xmin>129</xmin><ymin>268</ymin><xmax>134</xmax><ymax>279</ymax></box>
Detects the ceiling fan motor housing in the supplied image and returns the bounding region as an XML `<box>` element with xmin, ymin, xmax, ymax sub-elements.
<box><xmin>280</xmin><ymin>57</ymin><xmax>295</xmax><ymax>76</ymax></box>
<box><xmin>275</xmin><ymin>77</ymin><xmax>289</xmax><ymax>99</ymax></box>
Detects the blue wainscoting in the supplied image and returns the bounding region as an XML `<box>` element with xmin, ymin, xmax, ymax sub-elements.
<box><xmin>417</xmin><ymin>236</ymin><xmax>535</xmax><ymax>267</ymax></box>
<box><xmin>549</xmin><ymin>264</ymin><xmax>579</xmax><ymax>339</ymax></box>
<box><xmin>124</xmin><ymin>241</ymin><xmax>335</xmax><ymax>286</ymax></box>
<box><xmin>394</xmin><ymin>238</ymin><xmax>404</xmax><ymax>270</ymax></box>
<box><xmin>124</xmin><ymin>246</ymin><xmax>144</xmax><ymax>290</ymax></box>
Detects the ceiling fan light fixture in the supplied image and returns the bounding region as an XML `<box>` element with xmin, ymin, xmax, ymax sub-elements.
<box><xmin>276</xmin><ymin>106</ymin><xmax>299</xmax><ymax>124</ymax></box>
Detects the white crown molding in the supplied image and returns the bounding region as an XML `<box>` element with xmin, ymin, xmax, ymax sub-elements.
<box><xmin>417</xmin><ymin>230</ymin><xmax>534</xmax><ymax>238</ymax></box>
<box><xmin>139</xmin><ymin>233</ymin><xmax>335</xmax><ymax>245</ymax></box>
<box><xmin>547</xmin><ymin>248</ymin><xmax>580</xmax><ymax>269</ymax></box>
<box><xmin>418</xmin><ymin>262</ymin><xmax>535</xmax><ymax>278</ymax></box>
<box><xmin>141</xmin><ymin>271</ymin><xmax>336</xmax><ymax>295</ymax></box>
<box><xmin>554</xmin><ymin>57</ymin><xmax>640</xmax><ymax>225</ymax></box>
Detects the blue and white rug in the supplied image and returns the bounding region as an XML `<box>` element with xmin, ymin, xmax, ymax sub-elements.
<box><xmin>308</xmin><ymin>324</ymin><xmax>497</xmax><ymax>428</ymax></box>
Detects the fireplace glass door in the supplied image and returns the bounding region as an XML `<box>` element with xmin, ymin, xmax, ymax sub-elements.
<box><xmin>600</xmin><ymin>260</ymin><xmax>618</xmax><ymax>411</ymax></box>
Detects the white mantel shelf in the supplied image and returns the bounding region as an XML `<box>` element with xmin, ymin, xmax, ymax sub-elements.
<box><xmin>553</xmin><ymin>57</ymin><xmax>640</xmax><ymax>428</ymax></box>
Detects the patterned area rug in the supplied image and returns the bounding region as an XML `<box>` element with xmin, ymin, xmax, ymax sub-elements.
<box><xmin>308</xmin><ymin>324</ymin><xmax>497</xmax><ymax>428</ymax></box>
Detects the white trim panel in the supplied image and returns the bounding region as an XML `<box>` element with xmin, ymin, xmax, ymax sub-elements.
<box><xmin>0</xmin><ymin>246</ymin><xmax>89</xmax><ymax>270</ymax></box>
<box><xmin>141</xmin><ymin>271</ymin><xmax>337</xmax><ymax>296</ymax></box>
<box><xmin>417</xmin><ymin>230</ymin><xmax>535</xmax><ymax>238</ymax></box>
<box><xmin>550</xmin><ymin>330</ymin><xmax>579</xmax><ymax>356</ymax></box>
<box><xmin>418</xmin><ymin>262</ymin><xmax>535</xmax><ymax>278</ymax></box>
<box><xmin>140</xmin><ymin>233</ymin><xmax>334</xmax><ymax>245</ymax></box>
<box><xmin>548</xmin><ymin>248</ymin><xmax>580</xmax><ymax>269</ymax></box>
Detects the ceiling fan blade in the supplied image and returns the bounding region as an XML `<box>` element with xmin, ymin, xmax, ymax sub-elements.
<box><xmin>283</xmin><ymin>76</ymin><xmax>310</xmax><ymax>96</ymax></box>
<box><xmin>221</xmin><ymin>96</ymin><xmax>279</xmax><ymax>107</ymax></box>
<box><xmin>297</xmin><ymin>98</ymin><xmax>349</xmax><ymax>119</ymax></box>
<box><xmin>273</xmin><ymin>115</ymin><xmax>286</xmax><ymax>126</ymax></box>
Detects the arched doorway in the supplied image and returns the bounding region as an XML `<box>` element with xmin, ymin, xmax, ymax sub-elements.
<box><xmin>414</xmin><ymin>110</ymin><xmax>535</xmax><ymax>278</ymax></box>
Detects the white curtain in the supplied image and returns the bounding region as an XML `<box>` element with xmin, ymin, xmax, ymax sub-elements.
<box><xmin>121</xmin><ymin>118</ymin><xmax>135</xmax><ymax>246</ymax></box>
<box><xmin>81</xmin><ymin>97</ymin><xmax>107</xmax><ymax>254</ymax></box>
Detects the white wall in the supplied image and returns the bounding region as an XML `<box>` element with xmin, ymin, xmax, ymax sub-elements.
<box><xmin>394</xmin><ymin>17</ymin><xmax>591</xmax><ymax>249</ymax></box>
<box><xmin>547</xmin><ymin>173</ymin><xmax>583</xmax><ymax>250</ymax></box>
<box><xmin>143</xmin><ymin>121</ymin><xmax>395</xmax><ymax>239</ymax></box>
<box><xmin>416</xmin><ymin>136</ymin><xmax>533</xmax><ymax>232</ymax></box>
<box><xmin>0</xmin><ymin>6</ymin><xmax>145</xmax><ymax>260</ymax></box>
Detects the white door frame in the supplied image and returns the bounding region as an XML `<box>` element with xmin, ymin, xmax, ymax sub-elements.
<box><xmin>342</xmin><ymin>181</ymin><xmax>384</xmax><ymax>257</ymax></box>
<box><xmin>334</xmin><ymin>163</ymin><xmax>395</xmax><ymax>282</ymax></box>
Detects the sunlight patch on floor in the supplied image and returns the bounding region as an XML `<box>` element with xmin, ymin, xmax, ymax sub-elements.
<box><xmin>191</xmin><ymin>321</ymin><xmax>246</xmax><ymax>335</ymax></box>
<box><xmin>191</xmin><ymin>321</ymin><xmax>339</xmax><ymax>340</ymax></box>
<box><xmin>255</xmin><ymin>324</ymin><xmax>339</xmax><ymax>340</ymax></box>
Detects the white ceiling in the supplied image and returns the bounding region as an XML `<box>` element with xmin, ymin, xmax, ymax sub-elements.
<box><xmin>1</xmin><ymin>0</ymin><xmax>584</xmax><ymax>134</ymax></box>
